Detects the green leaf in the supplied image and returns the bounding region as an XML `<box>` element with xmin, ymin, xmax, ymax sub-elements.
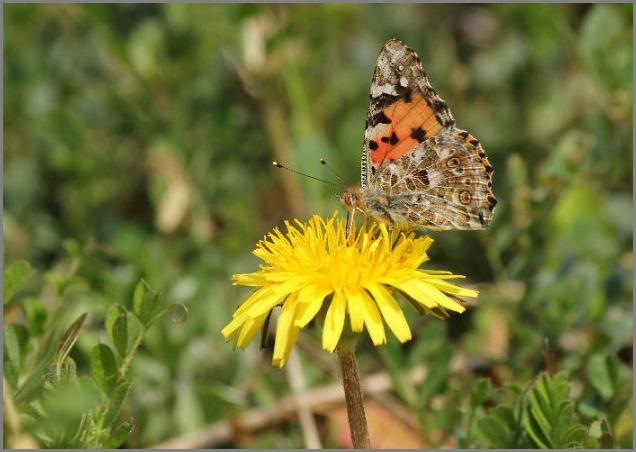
<box><xmin>90</xmin><ymin>344</ymin><xmax>119</xmax><ymax>394</ymax></box>
<box><xmin>132</xmin><ymin>279</ymin><xmax>149</xmax><ymax>311</ymax></box>
<box><xmin>38</xmin><ymin>379</ymin><xmax>103</xmax><ymax>448</ymax></box>
<box><xmin>587</xmin><ymin>354</ymin><xmax>622</xmax><ymax>400</ymax></box>
<box><xmin>585</xmin><ymin>418</ymin><xmax>614</xmax><ymax>449</ymax></box>
<box><xmin>43</xmin><ymin>270</ymin><xmax>73</xmax><ymax>296</ymax></box>
<box><xmin>54</xmin><ymin>314</ymin><xmax>87</xmax><ymax>369</ymax></box>
<box><xmin>12</xmin><ymin>328</ymin><xmax>58</xmax><ymax>405</ymax></box>
<box><xmin>59</xmin><ymin>356</ymin><xmax>78</xmax><ymax>385</ymax></box>
<box><xmin>105</xmin><ymin>304</ymin><xmax>127</xmax><ymax>346</ymax></box>
<box><xmin>62</xmin><ymin>238</ymin><xmax>84</xmax><ymax>259</ymax></box>
<box><xmin>562</xmin><ymin>424</ymin><xmax>589</xmax><ymax>448</ymax></box>
<box><xmin>476</xmin><ymin>406</ymin><xmax>518</xmax><ymax>448</ymax></box>
<box><xmin>22</xmin><ymin>297</ymin><xmax>48</xmax><ymax>336</ymax></box>
<box><xmin>3</xmin><ymin>325</ymin><xmax>22</xmax><ymax>387</ymax></box>
<box><xmin>103</xmin><ymin>380</ymin><xmax>131</xmax><ymax>426</ymax></box>
<box><xmin>524</xmin><ymin>372</ymin><xmax>587</xmax><ymax>448</ymax></box>
<box><xmin>3</xmin><ymin>260</ymin><xmax>32</xmax><ymax>304</ymax></box>
<box><xmin>111</xmin><ymin>312</ymin><xmax>144</xmax><ymax>358</ymax></box>
<box><xmin>102</xmin><ymin>420</ymin><xmax>134</xmax><ymax>449</ymax></box>
<box><xmin>132</xmin><ymin>279</ymin><xmax>163</xmax><ymax>325</ymax></box>
<box><xmin>470</xmin><ymin>378</ymin><xmax>492</xmax><ymax>411</ymax></box>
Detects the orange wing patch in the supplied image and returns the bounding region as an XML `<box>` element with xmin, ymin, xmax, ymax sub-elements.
<box><xmin>369</xmin><ymin>93</ymin><xmax>444</xmax><ymax>165</ymax></box>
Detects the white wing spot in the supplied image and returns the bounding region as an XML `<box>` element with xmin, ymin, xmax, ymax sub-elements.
<box><xmin>370</xmin><ymin>83</ymin><xmax>399</xmax><ymax>97</ymax></box>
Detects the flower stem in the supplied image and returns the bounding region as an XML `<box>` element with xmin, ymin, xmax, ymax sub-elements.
<box><xmin>337</xmin><ymin>346</ymin><xmax>370</xmax><ymax>449</ymax></box>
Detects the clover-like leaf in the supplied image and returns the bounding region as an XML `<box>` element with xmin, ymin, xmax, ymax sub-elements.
<box><xmin>4</xmin><ymin>260</ymin><xmax>32</xmax><ymax>305</ymax></box>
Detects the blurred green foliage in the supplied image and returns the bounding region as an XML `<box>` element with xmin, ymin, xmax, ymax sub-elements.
<box><xmin>4</xmin><ymin>3</ymin><xmax>632</xmax><ymax>448</ymax></box>
<box><xmin>3</xmin><ymin>260</ymin><xmax>169</xmax><ymax>448</ymax></box>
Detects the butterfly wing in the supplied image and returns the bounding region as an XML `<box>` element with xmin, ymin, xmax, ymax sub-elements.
<box><xmin>361</xmin><ymin>39</ymin><xmax>455</xmax><ymax>190</ymax></box>
<box><xmin>367</xmin><ymin>130</ymin><xmax>497</xmax><ymax>229</ymax></box>
<box><xmin>353</xmin><ymin>39</ymin><xmax>497</xmax><ymax>230</ymax></box>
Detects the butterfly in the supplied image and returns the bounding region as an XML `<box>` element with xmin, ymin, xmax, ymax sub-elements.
<box><xmin>341</xmin><ymin>39</ymin><xmax>497</xmax><ymax>230</ymax></box>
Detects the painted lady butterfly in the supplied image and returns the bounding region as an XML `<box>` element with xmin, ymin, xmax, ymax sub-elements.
<box><xmin>341</xmin><ymin>39</ymin><xmax>497</xmax><ymax>230</ymax></box>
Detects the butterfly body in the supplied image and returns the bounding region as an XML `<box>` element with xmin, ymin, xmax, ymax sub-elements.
<box><xmin>341</xmin><ymin>39</ymin><xmax>497</xmax><ymax>230</ymax></box>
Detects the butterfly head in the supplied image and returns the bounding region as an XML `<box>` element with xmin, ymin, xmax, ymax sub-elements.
<box><xmin>340</xmin><ymin>185</ymin><xmax>364</xmax><ymax>213</ymax></box>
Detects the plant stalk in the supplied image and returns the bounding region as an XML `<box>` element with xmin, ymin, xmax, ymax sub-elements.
<box><xmin>337</xmin><ymin>346</ymin><xmax>370</xmax><ymax>449</ymax></box>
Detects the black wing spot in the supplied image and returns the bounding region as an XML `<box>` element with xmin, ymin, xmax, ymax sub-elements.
<box><xmin>469</xmin><ymin>139</ymin><xmax>480</xmax><ymax>146</ymax></box>
<box><xmin>410</xmin><ymin>127</ymin><xmax>426</xmax><ymax>143</ymax></box>
<box><xmin>369</xmin><ymin>140</ymin><xmax>379</xmax><ymax>150</ymax></box>
<box><xmin>369</xmin><ymin>110</ymin><xmax>392</xmax><ymax>126</ymax></box>
<box><xmin>416</xmin><ymin>169</ymin><xmax>430</xmax><ymax>186</ymax></box>
<box><xmin>374</xmin><ymin>93</ymin><xmax>400</xmax><ymax>110</ymax></box>
<box><xmin>381</xmin><ymin>132</ymin><xmax>399</xmax><ymax>145</ymax></box>
<box><xmin>402</xmin><ymin>88</ymin><xmax>413</xmax><ymax>103</ymax></box>
<box><xmin>430</xmin><ymin>98</ymin><xmax>448</xmax><ymax>113</ymax></box>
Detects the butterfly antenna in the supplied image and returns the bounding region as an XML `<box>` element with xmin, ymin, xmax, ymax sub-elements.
<box><xmin>320</xmin><ymin>158</ymin><xmax>346</xmax><ymax>187</ymax></box>
<box><xmin>272</xmin><ymin>161</ymin><xmax>339</xmax><ymax>187</ymax></box>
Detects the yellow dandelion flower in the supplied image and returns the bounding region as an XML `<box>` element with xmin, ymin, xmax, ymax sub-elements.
<box><xmin>221</xmin><ymin>212</ymin><xmax>478</xmax><ymax>367</ymax></box>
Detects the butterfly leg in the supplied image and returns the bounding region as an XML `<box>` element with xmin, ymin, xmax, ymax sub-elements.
<box><xmin>345</xmin><ymin>208</ymin><xmax>357</xmax><ymax>243</ymax></box>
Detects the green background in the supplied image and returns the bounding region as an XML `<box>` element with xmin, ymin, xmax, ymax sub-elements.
<box><xmin>4</xmin><ymin>3</ymin><xmax>632</xmax><ymax>448</ymax></box>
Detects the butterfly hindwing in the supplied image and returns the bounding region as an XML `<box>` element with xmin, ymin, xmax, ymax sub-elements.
<box><xmin>369</xmin><ymin>130</ymin><xmax>497</xmax><ymax>229</ymax></box>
